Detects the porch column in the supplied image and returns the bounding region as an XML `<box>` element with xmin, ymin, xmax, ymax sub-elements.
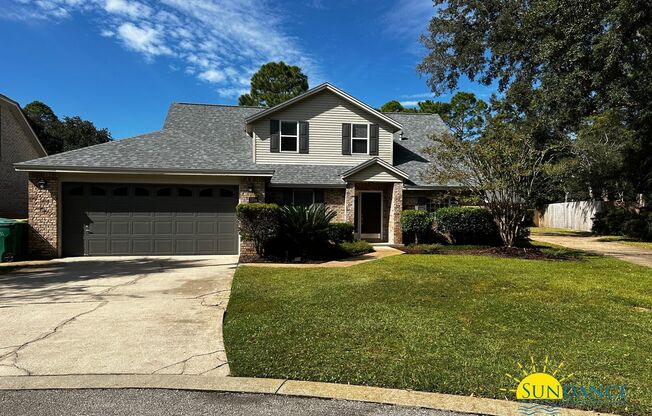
<box><xmin>344</xmin><ymin>182</ymin><xmax>355</xmax><ymax>224</ymax></box>
<box><xmin>388</xmin><ymin>182</ymin><xmax>403</xmax><ymax>244</ymax></box>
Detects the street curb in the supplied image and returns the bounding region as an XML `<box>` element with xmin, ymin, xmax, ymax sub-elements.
<box><xmin>0</xmin><ymin>375</ymin><xmax>616</xmax><ymax>416</ymax></box>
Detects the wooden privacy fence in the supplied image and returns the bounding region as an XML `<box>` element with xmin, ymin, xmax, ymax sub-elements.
<box><xmin>534</xmin><ymin>201</ymin><xmax>607</xmax><ymax>231</ymax></box>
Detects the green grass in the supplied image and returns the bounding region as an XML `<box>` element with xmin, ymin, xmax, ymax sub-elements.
<box><xmin>529</xmin><ymin>227</ymin><xmax>593</xmax><ymax>236</ymax></box>
<box><xmin>224</xmin><ymin>253</ymin><xmax>652</xmax><ymax>414</ymax></box>
<box><xmin>597</xmin><ymin>236</ymin><xmax>652</xmax><ymax>250</ymax></box>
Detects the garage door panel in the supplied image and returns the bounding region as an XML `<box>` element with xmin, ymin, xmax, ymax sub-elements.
<box><xmin>87</xmin><ymin>239</ymin><xmax>108</xmax><ymax>255</ymax></box>
<box><xmin>63</xmin><ymin>183</ymin><xmax>238</xmax><ymax>256</ymax></box>
<box><xmin>132</xmin><ymin>240</ymin><xmax>154</xmax><ymax>254</ymax></box>
<box><xmin>111</xmin><ymin>221</ymin><xmax>131</xmax><ymax>235</ymax></box>
<box><xmin>154</xmin><ymin>222</ymin><xmax>173</xmax><ymax>234</ymax></box>
<box><xmin>154</xmin><ymin>240</ymin><xmax>174</xmax><ymax>253</ymax></box>
<box><xmin>175</xmin><ymin>240</ymin><xmax>195</xmax><ymax>254</ymax></box>
<box><xmin>132</xmin><ymin>221</ymin><xmax>152</xmax><ymax>235</ymax></box>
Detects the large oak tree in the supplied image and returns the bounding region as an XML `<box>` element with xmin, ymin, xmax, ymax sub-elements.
<box><xmin>418</xmin><ymin>0</ymin><xmax>652</xmax><ymax>202</ymax></box>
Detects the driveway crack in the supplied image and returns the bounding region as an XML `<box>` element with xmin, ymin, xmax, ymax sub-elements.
<box><xmin>0</xmin><ymin>271</ymin><xmax>151</xmax><ymax>375</ymax></box>
<box><xmin>151</xmin><ymin>349</ymin><xmax>226</xmax><ymax>375</ymax></box>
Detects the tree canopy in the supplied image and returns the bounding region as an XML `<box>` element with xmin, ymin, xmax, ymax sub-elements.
<box><xmin>239</xmin><ymin>61</ymin><xmax>309</xmax><ymax>107</ymax></box>
<box><xmin>23</xmin><ymin>101</ymin><xmax>112</xmax><ymax>155</ymax></box>
<box><xmin>418</xmin><ymin>0</ymin><xmax>652</xmax><ymax>203</ymax></box>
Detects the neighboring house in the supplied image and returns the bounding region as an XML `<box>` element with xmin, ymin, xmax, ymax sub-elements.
<box><xmin>0</xmin><ymin>94</ymin><xmax>47</xmax><ymax>218</ymax></box>
<box><xmin>15</xmin><ymin>83</ymin><xmax>455</xmax><ymax>258</ymax></box>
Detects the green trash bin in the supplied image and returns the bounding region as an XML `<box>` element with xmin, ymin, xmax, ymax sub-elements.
<box><xmin>0</xmin><ymin>218</ymin><xmax>28</xmax><ymax>262</ymax></box>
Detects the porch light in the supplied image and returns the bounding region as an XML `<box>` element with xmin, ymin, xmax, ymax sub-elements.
<box><xmin>247</xmin><ymin>183</ymin><xmax>254</xmax><ymax>193</ymax></box>
<box><xmin>36</xmin><ymin>178</ymin><xmax>48</xmax><ymax>189</ymax></box>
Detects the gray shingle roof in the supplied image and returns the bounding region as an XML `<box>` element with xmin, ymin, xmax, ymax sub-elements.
<box><xmin>386</xmin><ymin>112</ymin><xmax>453</xmax><ymax>188</ymax></box>
<box><xmin>17</xmin><ymin>103</ymin><xmax>451</xmax><ymax>188</ymax></box>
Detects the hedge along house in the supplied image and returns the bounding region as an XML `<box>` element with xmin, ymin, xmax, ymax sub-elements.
<box><xmin>15</xmin><ymin>83</ymin><xmax>455</xmax><ymax>258</ymax></box>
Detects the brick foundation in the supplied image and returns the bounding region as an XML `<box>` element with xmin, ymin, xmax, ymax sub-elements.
<box><xmin>27</xmin><ymin>172</ymin><xmax>59</xmax><ymax>258</ymax></box>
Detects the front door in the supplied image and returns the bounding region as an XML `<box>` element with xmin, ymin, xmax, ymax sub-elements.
<box><xmin>357</xmin><ymin>192</ymin><xmax>382</xmax><ymax>239</ymax></box>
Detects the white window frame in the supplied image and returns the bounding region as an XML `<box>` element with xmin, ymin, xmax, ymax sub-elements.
<box><xmin>350</xmin><ymin>123</ymin><xmax>370</xmax><ymax>155</ymax></box>
<box><xmin>279</xmin><ymin>120</ymin><xmax>299</xmax><ymax>153</ymax></box>
<box><xmin>292</xmin><ymin>189</ymin><xmax>315</xmax><ymax>205</ymax></box>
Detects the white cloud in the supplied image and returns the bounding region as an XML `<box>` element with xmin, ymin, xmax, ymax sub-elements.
<box><xmin>198</xmin><ymin>69</ymin><xmax>225</xmax><ymax>84</ymax></box>
<box><xmin>116</xmin><ymin>22</ymin><xmax>172</xmax><ymax>57</ymax></box>
<box><xmin>104</xmin><ymin>0</ymin><xmax>151</xmax><ymax>18</ymax></box>
<box><xmin>3</xmin><ymin>0</ymin><xmax>321</xmax><ymax>98</ymax></box>
<box><xmin>399</xmin><ymin>100</ymin><xmax>419</xmax><ymax>107</ymax></box>
<box><xmin>216</xmin><ymin>87</ymin><xmax>249</xmax><ymax>99</ymax></box>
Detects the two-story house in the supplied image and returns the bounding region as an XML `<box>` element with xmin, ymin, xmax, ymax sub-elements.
<box><xmin>15</xmin><ymin>83</ymin><xmax>454</xmax><ymax>258</ymax></box>
<box><xmin>0</xmin><ymin>94</ymin><xmax>47</xmax><ymax>218</ymax></box>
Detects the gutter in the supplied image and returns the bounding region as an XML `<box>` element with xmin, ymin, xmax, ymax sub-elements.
<box><xmin>13</xmin><ymin>164</ymin><xmax>275</xmax><ymax>177</ymax></box>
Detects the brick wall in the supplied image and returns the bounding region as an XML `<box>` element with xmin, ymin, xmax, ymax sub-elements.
<box><xmin>388</xmin><ymin>182</ymin><xmax>403</xmax><ymax>244</ymax></box>
<box><xmin>324</xmin><ymin>188</ymin><xmax>345</xmax><ymax>222</ymax></box>
<box><xmin>27</xmin><ymin>172</ymin><xmax>59</xmax><ymax>258</ymax></box>
<box><xmin>238</xmin><ymin>177</ymin><xmax>267</xmax><ymax>260</ymax></box>
<box><xmin>0</xmin><ymin>102</ymin><xmax>46</xmax><ymax>218</ymax></box>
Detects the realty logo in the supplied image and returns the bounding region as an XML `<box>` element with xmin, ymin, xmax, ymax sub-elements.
<box><xmin>501</xmin><ymin>356</ymin><xmax>573</xmax><ymax>415</ymax></box>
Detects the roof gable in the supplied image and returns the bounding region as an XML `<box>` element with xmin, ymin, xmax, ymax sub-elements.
<box><xmin>0</xmin><ymin>94</ymin><xmax>47</xmax><ymax>156</ymax></box>
<box><xmin>244</xmin><ymin>83</ymin><xmax>403</xmax><ymax>131</ymax></box>
<box><xmin>341</xmin><ymin>157</ymin><xmax>409</xmax><ymax>182</ymax></box>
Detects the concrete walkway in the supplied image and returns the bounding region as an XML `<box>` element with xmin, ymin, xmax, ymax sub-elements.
<box><xmin>531</xmin><ymin>233</ymin><xmax>652</xmax><ymax>267</ymax></box>
<box><xmin>243</xmin><ymin>246</ymin><xmax>403</xmax><ymax>268</ymax></box>
<box><xmin>0</xmin><ymin>255</ymin><xmax>238</xmax><ymax>377</ymax></box>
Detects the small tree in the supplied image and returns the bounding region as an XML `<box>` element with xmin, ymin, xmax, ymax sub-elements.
<box><xmin>400</xmin><ymin>210</ymin><xmax>433</xmax><ymax>244</ymax></box>
<box><xmin>238</xmin><ymin>61</ymin><xmax>308</xmax><ymax>108</ymax></box>
<box><xmin>236</xmin><ymin>203</ymin><xmax>280</xmax><ymax>257</ymax></box>
<box><xmin>380</xmin><ymin>100</ymin><xmax>404</xmax><ymax>112</ymax></box>
<box><xmin>424</xmin><ymin>113</ymin><xmax>560</xmax><ymax>246</ymax></box>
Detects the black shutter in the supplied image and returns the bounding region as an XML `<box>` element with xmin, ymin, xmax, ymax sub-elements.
<box><xmin>342</xmin><ymin>123</ymin><xmax>351</xmax><ymax>155</ymax></box>
<box><xmin>299</xmin><ymin>121</ymin><xmax>309</xmax><ymax>154</ymax></box>
<box><xmin>370</xmin><ymin>124</ymin><xmax>379</xmax><ymax>156</ymax></box>
<box><xmin>270</xmin><ymin>120</ymin><xmax>280</xmax><ymax>152</ymax></box>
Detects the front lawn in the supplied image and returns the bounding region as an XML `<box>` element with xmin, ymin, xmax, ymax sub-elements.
<box><xmin>224</xmin><ymin>251</ymin><xmax>652</xmax><ymax>414</ymax></box>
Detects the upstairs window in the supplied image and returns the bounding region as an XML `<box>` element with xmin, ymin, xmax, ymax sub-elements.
<box><xmin>351</xmin><ymin>123</ymin><xmax>369</xmax><ymax>154</ymax></box>
<box><xmin>280</xmin><ymin>121</ymin><xmax>298</xmax><ymax>152</ymax></box>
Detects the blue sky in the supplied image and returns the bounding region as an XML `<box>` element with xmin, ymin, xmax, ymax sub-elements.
<box><xmin>0</xmin><ymin>0</ymin><xmax>494</xmax><ymax>139</ymax></box>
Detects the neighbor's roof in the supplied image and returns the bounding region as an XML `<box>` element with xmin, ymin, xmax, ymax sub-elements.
<box><xmin>16</xmin><ymin>101</ymin><xmax>452</xmax><ymax>188</ymax></box>
<box><xmin>244</xmin><ymin>83</ymin><xmax>403</xmax><ymax>131</ymax></box>
<box><xmin>0</xmin><ymin>93</ymin><xmax>47</xmax><ymax>156</ymax></box>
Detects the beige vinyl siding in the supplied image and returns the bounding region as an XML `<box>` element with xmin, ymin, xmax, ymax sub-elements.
<box><xmin>253</xmin><ymin>90</ymin><xmax>395</xmax><ymax>165</ymax></box>
<box><xmin>345</xmin><ymin>164</ymin><xmax>403</xmax><ymax>182</ymax></box>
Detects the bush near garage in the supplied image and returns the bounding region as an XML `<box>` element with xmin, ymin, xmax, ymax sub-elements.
<box><xmin>236</xmin><ymin>203</ymin><xmax>280</xmax><ymax>257</ymax></box>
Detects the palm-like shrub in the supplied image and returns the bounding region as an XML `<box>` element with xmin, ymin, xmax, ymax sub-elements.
<box><xmin>278</xmin><ymin>204</ymin><xmax>337</xmax><ymax>258</ymax></box>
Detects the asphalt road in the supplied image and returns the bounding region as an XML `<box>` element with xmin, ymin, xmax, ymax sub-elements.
<box><xmin>0</xmin><ymin>389</ymin><xmax>476</xmax><ymax>416</ymax></box>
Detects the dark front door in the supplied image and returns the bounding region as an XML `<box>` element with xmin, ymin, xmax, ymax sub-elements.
<box><xmin>62</xmin><ymin>183</ymin><xmax>238</xmax><ymax>256</ymax></box>
<box><xmin>359</xmin><ymin>192</ymin><xmax>382</xmax><ymax>238</ymax></box>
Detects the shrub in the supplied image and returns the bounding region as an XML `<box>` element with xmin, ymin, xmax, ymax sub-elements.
<box><xmin>593</xmin><ymin>209</ymin><xmax>651</xmax><ymax>240</ymax></box>
<box><xmin>278</xmin><ymin>204</ymin><xmax>337</xmax><ymax>258</ymax></box>
<box><xmin>236</xmin><ymin>203</ymin><xmax>280</xmax><ymax>257</ymax></box>
<box><xmin>402</xmin><ymin>244</ymin><xmax>443</xmax><ymax>254</ymax></box>
<box><xmin>339</xmin><ymin>240</ymin><xmax>374</xmax><ymax>256</ymax></box>
<box><xmin>327</xmin><ymin>222</ymin><xmax>355</xmax><ymax>243</ymax></box>
<box><xmin>400</xmin><ymin>210</ymin><xmax>433</xmax><ymax>244</ymax></box>
<box><xmin>434</xmin><ymin>207</ymin><xmax>500</xmax><ymax>245</ymax></box>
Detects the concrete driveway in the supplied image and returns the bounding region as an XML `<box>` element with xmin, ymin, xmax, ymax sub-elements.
<box><xmin>0</xmin><ymin>255</ymin><xmax>238</xmax><ymax>377</ymax></box>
